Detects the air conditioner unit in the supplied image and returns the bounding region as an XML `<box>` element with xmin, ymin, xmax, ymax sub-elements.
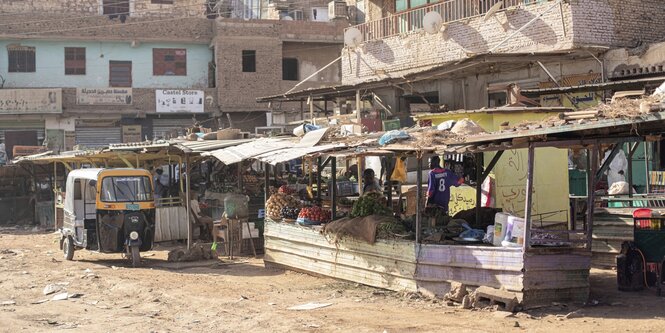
<box><xmin>328</xmin><ymin>0</ymin><xmax>347</xmax><ymax>19</ymax></box>
<box><xmin>289</xmin><ymin>9</ymin><xmax>304</xmax><ymax>21</ymax></box>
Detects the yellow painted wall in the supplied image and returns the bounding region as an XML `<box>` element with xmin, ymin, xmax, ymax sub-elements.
<box><xmin>414</xmin><ymin>110</ymin><xmax>570</xmax><ymax>223</ymax></box>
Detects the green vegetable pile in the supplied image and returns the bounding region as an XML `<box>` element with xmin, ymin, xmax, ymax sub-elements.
<box><xmin>351</xmin><ymin>192</ymin><xmax>392</xmax><ymax>217</ymax></box>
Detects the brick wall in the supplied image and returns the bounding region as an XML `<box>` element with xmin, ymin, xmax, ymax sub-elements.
<box><xmin>341</xmin><ymin>1</ymin><xmax>574</xmax><ymax>85</ymax></box>
<box><xmin>0</xmin><ymin>0</ymin><xmax>207</xmax><ymax>18</ymax></box>
<box><xmin>0</xmin><ymin>14</ymin><xmax>213</xmax><ymax>42</ymax></box>
<box><xmin>342</xmin><ymin>0</ymin><xmax>665</xmax><ymax>85</ymax></box>
<box><xmin>215</xmin><ymin>19</ymin><xmax>343</xmax><ymax>112</ymax></box>
<box><xmin>0</xmin><ymin>13</ymin><xmax>213</xmax><ymax>42</ymax></box>
<box><xmin>569</xmin><ymin>0</ymin><xmax>665</xmax><ymax>48</ymax></box>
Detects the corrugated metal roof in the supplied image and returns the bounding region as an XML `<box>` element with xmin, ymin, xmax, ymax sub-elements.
<box><xmin>175</xmin><ymin>139</ymin><xmax>255</xmax><ymax>153</ymax></box>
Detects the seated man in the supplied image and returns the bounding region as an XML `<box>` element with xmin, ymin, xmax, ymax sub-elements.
<box><xmin>190</xmin><ymin>193</ymin><xmax>214</xmax><ymax>240</ymax></box>
<box><xmin>362</xmin><ymin>168</ymin><xmax>382</xmax><ymax>193</ymax></box>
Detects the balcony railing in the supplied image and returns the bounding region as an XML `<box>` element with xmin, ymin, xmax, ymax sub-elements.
<box><xmin>349</xmin><ymin>0</ymin><xmax>542</xmax><ymax>43</ymax></box>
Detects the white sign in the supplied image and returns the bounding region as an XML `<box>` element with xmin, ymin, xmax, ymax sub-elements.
<box><xmin>156</xmin><ymin>90</ymin><xmax>204</xmax><ymax>113</ymax></box>
<box><xmin>77</xmin><ymin>88</ymin><xmax>132</xmax><ymax>105</ymax></box>
<box><xmin>0</xmin><ymin>89</ymin><xmax>62</xmax><ymax>114</ymax></box>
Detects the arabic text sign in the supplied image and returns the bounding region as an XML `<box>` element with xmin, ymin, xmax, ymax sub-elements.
<box><xmin>77</xmin><ymin>88</ymin><xmax>132</xmax><ymax>105</ymax></box>
<box><xmin>0</xmin><ymin>89</ymin><xmax>62</xmax><ymax>114</ymax></box>
<box><xmin>156</xmin><ymin>90</ymin><xmax>204</xmax><ymax>113</ymax></box>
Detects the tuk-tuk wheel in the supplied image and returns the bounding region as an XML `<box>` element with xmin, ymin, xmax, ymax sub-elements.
<box><xmin>130</xmin><ymin>245</ymin><xmax>140</xmax><ymax>267</ymax></box>
<box><xmin>63</xmin><ymin>236</ymin><xmax>74</xmax><ymax>261</ymax></box>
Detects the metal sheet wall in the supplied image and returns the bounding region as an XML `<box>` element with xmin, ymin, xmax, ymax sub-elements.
<box><xmin>152</xmin><ymin>118</ymin><xmax>191</xmax><ymax>140</ymax></box>
<box><xmin>75</xmin><ymin>127</ymin><xmax>122</xmax><ymax>148</ymax></box>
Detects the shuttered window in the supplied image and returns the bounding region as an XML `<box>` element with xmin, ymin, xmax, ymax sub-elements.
<box><xmin>8</xmin><ymin>47</ymin><xmax>36</xmax><ymax>73</ymax></box>
<box><xmin>64</xmin><ymin>47</ymin><xmax>86</xmax><ymax>75</ymax></box>
<box><xmin>153</xmin><ymin>48</ymin><xmax>187</xmax><ymax>76</ymax></box>
<box><xmin>109</xmin><ymin>61</ymin><xmax>132</xmax><ymax>87</ymax></box>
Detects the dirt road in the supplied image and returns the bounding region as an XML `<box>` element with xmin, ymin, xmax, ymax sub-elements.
<box><xmin>1</xmin><ymin>228</ymin><xmax>665</xmax><ymax>332</ymax></box>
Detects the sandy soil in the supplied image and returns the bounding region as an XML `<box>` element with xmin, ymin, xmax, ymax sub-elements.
<box><xmin>1</xmin><ymin>227</ymin><xmax>665</xmax><ymax>333</ymax></box>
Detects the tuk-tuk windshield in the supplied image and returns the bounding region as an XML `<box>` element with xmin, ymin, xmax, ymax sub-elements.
<box><xmin>100</xmin><ymin>176</ymin><xmax>153</xmax><ymax>202</ymax></box>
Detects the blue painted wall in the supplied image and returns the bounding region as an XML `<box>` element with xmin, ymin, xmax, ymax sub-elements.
<box><xmin>0</xmin><ymin>40</ymin><xmax>211</xmax><ymax>88</ymax></box>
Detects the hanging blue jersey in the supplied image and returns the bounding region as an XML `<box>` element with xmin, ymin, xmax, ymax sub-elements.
<box><xmin>427</xmin><ymin>168</ymin><xmax>462</xmax><ymax>212</ymax></box>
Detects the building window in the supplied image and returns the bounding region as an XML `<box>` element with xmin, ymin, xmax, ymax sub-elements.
<box><xmin>282</xmin><ymin>58</ymin><xmax>298</xmax><ymax>81</ymax></box>
<box><xmin>151</xmin><ymin>0</ymin><xmax>174</xmax><ymax>4</ymax></box>
<box><xmin>65</xmin><ymin>47</ymin><xmax>86</xmax><ymax>75</ymax></box>
<box><xmin>242</xmin><ymin>50</ymin><xmax>256</xmax><ymax>72</ymax></box>
<box><xmin>110</xmin><ymin>61</ymin><xmax>132</xmax><ymax>87</ymax></box>
<box><xmin>153</xmin><ymin>48</ymin><xmax>187</xmax><ymax>76</ymax></box>
<box><xmin>8</xmin><ymin>47</ymin><xmax>36</xmax><ymax>73</ymax></box>
<box><xmin>103</xmin><ymin>0</ymin><xmax>130</xmax><ymax>16</ymax></box>
<box><xmin>395</xmin><ymin>0</ymin><xmax>434</xmax><ymax>12</ymax></box>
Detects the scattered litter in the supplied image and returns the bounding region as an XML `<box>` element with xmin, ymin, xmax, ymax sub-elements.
<box><xmin>86</xmin><ymin>300</ymin><xmax>99</xmax><ymax>305</ymax></box>
<box><xmin>493</xmin><ymin>311</ymin><xmax>515</xmax><ymax>319</ymax></box>
<box><xmin>84</xmin><ymin>268</ymin><xmax>93</xmax><ymax>274</ymax></box>
<box><xmin>52</xmin><ymin>292</ymin><xmax>69</xmax><ymax>301</ymax></box>
<box><xmin>50</xmin><ymin>258</ymin><xmax>60</xmax><ymax>263</ymax></box>
<box><xmin>288</xmin><ymin>302</ymin><xmax>333</xmax><ymax>311</ymax></box>
<box><xmin>268</xmin><ymin>302</ymin><xmax>276</xmax><ymax>306</ymax></box>
<box><xmin>564</xmin><ymin>310</ymin><xmax>584</xmax><ymax>319</ymax></box>
<box><xmin>305</xmin><ymin>324</ymin><xmax>320</xmax><ymax>328</ymax></box>
<box><xmin>31</xmin><ymin>299</ymin><xmax>50</xmax><ymax>304</ymax></box>
<box><xmin>513</xmin><ymin>321</ymin><xmax>520</xmax><ymax>328</ymax></box>
<box><xmin>111</xmin><ymin>266</ymin><xmax>119</xmax><ymax>270</ymax></box>
<box><xmin>68</xmin><ymin>293</ymin><xmax>83</xmax><ymax>299</ymax></box>
<box><xmin>1</xmin><ymin>300</ymin><xmax>16</xmax><ymax>306</ymax></box>
<box><xmin>143</xmin><ymin>253</ymin><xmax>155</xmax><ymax>257</ymax></box>
<box><xmin>120</xmin><ymin>304</ymin><xmax>132</xmax><ymax>309</ymax></box>
<box><xmin>21</xmin><ymin>271</ymin><xmax>28</xmax><ymax>274</ymax></box>
<box><xmin>43</xmin><ymin>284</ymin><xmax>63</xmax><ymax>295</ymax></box>
<box><xmin>240</xmin><ymin>295</ymin><xmax>249</xmax><ymax>300</ymax></box>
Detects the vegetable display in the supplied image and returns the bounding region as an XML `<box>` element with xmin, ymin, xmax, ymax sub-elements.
<box><xmin>278</xmin><ymin>185</ymin><xmax>295</xmax><ymax>195</ymax></box>
<box><xmin>280</xmin><ymin>207</ymin><xmax>301</xmax><ymax>219</ymax></box>
<box><xmin>297</xmin><ymin>206</ymin><xmax>332</xmax><ymax>224</ymax></box>
<box><xmin>351</xmin><ymin>192</ymin><xmax>392</xmax><ymax>218</ymax></box>
<box><xmin>266</xmin><ymin>193</ymin><xmax>300</xmax><ymax>219</ymax></box>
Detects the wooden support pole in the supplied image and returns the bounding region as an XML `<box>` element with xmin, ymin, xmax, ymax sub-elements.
<box><xmin>628</xmin><ymin>142</ymin><xmax>639</xmax><ymax>202</ymax></box>
<box><xmin>416</xmin><ymin>156</ymin><xmax>423</xmax><ymax>244</ymax></box>
<box><xmin>586</xmin><ymin>145</ymin><xmax>598</xmax><ymax>249</ymax></box>
<box><xmin>331</xmin><ymin>157</ymin><xmax>337</xmax><ymax>220</ymax></box>
<box><xmin>316</xmin><ymin>157</ymin><xmax>322</xmax><ymax>202</ymax></box>
<box><xmin>185</xmin><ymin>154</ymin><xmax>192</xmax><ymax>250</ymax></box>
<box><xmin>475</xmin><ymin>153</ymin><xmax>483</xmax><ymax>227</ymax></box>
<box><xmin>523</xmin><ymin>144</ymin><xmax>535</xmax><ymax>251</ymax></box>
<box><xmin>264</xmin><ymin>163</ymin><xmax>271</xmax><ymax>205</ymax></box>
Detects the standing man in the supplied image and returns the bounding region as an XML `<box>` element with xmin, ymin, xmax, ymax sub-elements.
<box><xmin>427</xmin><ymin>156</ymin><xmax>464</xmax><ymax>215</ymax></box>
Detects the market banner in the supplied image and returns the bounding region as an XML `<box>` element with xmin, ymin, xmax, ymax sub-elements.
<box><xmin>155</xmin><ymin>89</ymin><xmax>204</xmax><ymax>113</ymax></box>
<box><xmin>0</xmin><ymin>89</ymin><xmax>62</xmax><ymax>114</ymax></box>
<box><xmin>77</xmin><ymin>88</ymin><xmax>132</xmax><ymax>105</ymax></box>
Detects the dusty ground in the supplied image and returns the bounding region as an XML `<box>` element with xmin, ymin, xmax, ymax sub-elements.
<box><xmin>1</xmin><ymin>227</ymin><xmax>665</xmax><ymax>333</ymax></box>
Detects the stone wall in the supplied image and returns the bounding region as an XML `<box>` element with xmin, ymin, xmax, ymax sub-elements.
<box><xmin>0</xmin><ymin>13</ymin><xmax>213</xmax><ymax>42</ymax></box>
<box><xmin>0</xmin><ymin>0</ymin><xmax>207</xmax><ymax>18</ymax></box>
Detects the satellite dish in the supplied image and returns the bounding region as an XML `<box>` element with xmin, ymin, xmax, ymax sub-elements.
<box><xmin>483</xmin><ymin>2</ymin><xmax>503</xmax><ymax>21</ymax></box>
<box><xmin>344</xmin><ymin>27</ymin><xmax>363</xmax><ymax>48</ymax></box>
<box><xmin>423</xmin><ymin>11</ymin><xmax>443</xmax><ymax>34</ymax></box>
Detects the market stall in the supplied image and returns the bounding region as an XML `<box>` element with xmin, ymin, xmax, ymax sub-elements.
<box><xmin>262</xmin><ymin>108</ymin><xmax>665</xmax><ymax>309</ymax></box>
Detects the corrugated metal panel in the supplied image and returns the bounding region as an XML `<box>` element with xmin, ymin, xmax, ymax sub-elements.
<box><xmin>154</xmin><ymin>206</ymin><xmax>188</xmax><ymax>242</ymax></box>
<box><xmin>152</xmin><ymin>118</ymin><xmax>191</xmax><ymax>140</ymax></box>
<box><xmin>176</xmin><ymin>139</ymin><xmax>254</xmax><ymax>153</ymax></box>
<box><xmin>255</xmin><ymin>144</ymin><xmax>345</xmax><ymax>165</ymax></box>
<box><xmin>205</xmin><ymin>138</ymin><xmax>291</xmax><ymax>165</ymax></box>
<box><xmin>76</xmin><ymin>127</ymin><xmax>122</xmax><ymax>148</ymax></box>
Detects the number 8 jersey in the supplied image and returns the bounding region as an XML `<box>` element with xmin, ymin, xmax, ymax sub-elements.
<box><xmin>427</xmin><ymin>167</ymin><xmax>463</xmax><ymax>213</ymax></box>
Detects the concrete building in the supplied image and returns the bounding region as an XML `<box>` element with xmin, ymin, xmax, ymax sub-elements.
<box><xmin>0</xmin><ymin>0</ymin><xmax>346</xmax><ymax>158</ymax></box>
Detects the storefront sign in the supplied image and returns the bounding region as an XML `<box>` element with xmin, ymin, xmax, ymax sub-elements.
<box><xmin>539</xmin><ymin>73</ymin><xmax>602</xmax><ymax>108</ymax></box>
<box><xmin>448</xmin><ymin>186</ymin><xmax>477</xmax><ymax>216</ymax></box>
<box><xmin>122</xmin><ymin>125</ymin><xmax>142</xmax><ymax>143</ymax></box>
<box><xmin>0</xmin><ymin>89</ymin><xmax>62</xmax><ymax>114</ymax></box>
<box><xmin>156</xmin><ymin>90</ymin><xmax>204</xmax><ymax>113</ymax></box>
<box><xmin>77</xmin><ymin>88</ymin><xmax>132</xmax><ymax>105</ymax></box>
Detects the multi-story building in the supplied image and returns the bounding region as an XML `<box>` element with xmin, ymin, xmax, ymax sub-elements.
<box><xmin>0</xmin><ymin>0</ymin><xmax>346</xmax><ymax>159</ymax></box>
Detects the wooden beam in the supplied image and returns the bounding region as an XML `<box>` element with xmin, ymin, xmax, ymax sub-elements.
<box><xmin>627</xmin><ymin>142</ymin><xmax>639</xmax><ymax>201</ymax></box>
<box><xmin>116</xmin><ymin>153</ymin><xmax>134</xmax><ymax>168</ymax></box>
<box><xmin>480</xmin><ymin>150</ymin><xmax>503</xmax><ymax>183</ymax></box>
<box><xmin>331</xmin><ymin>157</ymin><xmax>337</xmax><ymax>220</ymax></box>
<box><xmin>595</xmin><ymin>142</ymin><xmax>623</xmax><ymax>183</ymax></box>
<box><xmin>185</xmin><ymin>154</ymin><xmax>192</xmax><ymax>250</ymax></box>
<box><xmin>475</xmin><ymin>153</ymin><xmax>483</xmax><ymax>226</ymax></box>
